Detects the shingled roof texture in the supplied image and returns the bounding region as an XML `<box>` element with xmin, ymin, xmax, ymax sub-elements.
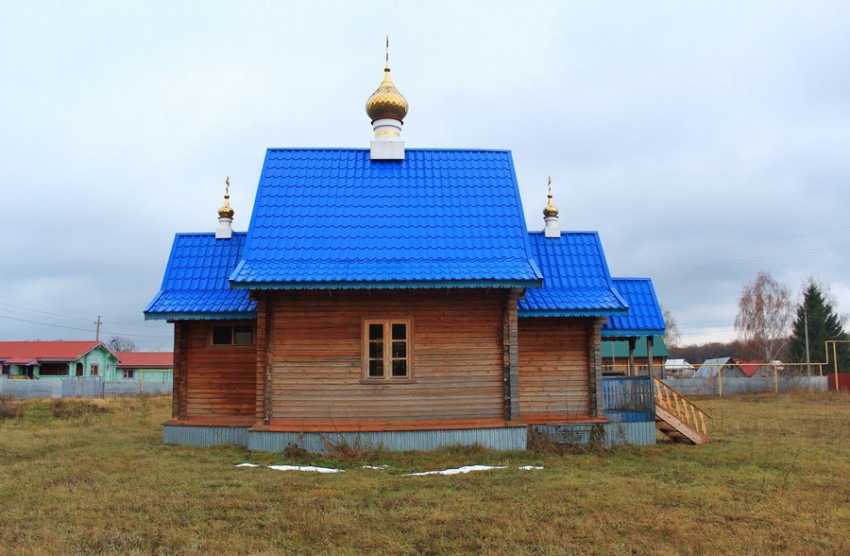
<box><xmin>230</xmin><ymin>149</ymin><xmax>541</xmax><ymax>288</ymax></box>
<box><xmin>144</xmin><ymin>233</ymin><xmax>256</xmax><ymax>319</ymax></box>
<box><xmin>603</xmin><ymin>278</ymin><xmax>666</xmax><ymax>336</ymax></box>
<box><xmin>519</xmin><ymin>232</ymin><xmax>628</xmax><ymax>316</ymax></box>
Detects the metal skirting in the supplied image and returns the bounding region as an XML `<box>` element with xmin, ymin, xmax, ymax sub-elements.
<box><xmin>163</xmin><ymin>425</ymin><xmax>249</xmax><ymax>447</ymax></box>
<box><xmin>248</xmin><ymin>427</ymin><xmax>528</xmax><ymax>453</ymax></box>
<box><xmin>162</xmin><ymin>422</ymin><xmax>655</xmax><ymax>451</ymax></box>
<box><xmin>532</xmin><ymin>421</ymin><xmax>656</xmax><ymax>446</ymax></box>
<box><xmin>161</xmin><ymin>424</ymin><xmax>526</xmax><ymax>452</ymax></box>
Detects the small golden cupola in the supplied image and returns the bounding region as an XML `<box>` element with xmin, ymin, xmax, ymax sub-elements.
<box><xmin>216</xmin><ymin>176</ymin><xmax>235</xmax><ymax>239</ymax></box>
<box><xmin>543</xmin><ymin>177</ymin><xmax>561</xmax><ymax>238</ymax></box>
<box><xmin>366</xmin><ymin>37</ymin><xmax>407</xmax><ymax>160</ymax></box>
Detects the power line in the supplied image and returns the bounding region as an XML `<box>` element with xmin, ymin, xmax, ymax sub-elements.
<box><xmin>633</xmin><ymin>242</ymin><xmax>850</xmax><ymax>277</ymax></box>
<box><xmin>620</xmin><ymin>224</ymin><xmax>850</xmax><ymax>265</ymax></box>
<box><xmin>0</xmin><ymin>297</ymin><xmax>157</xmax><ymax>330</ymax></box>
<box><xmin>0</xmin><ymin>301</ymin><xmax>95</xmax><ymax>324</ymax></box>
<box><xmin>0</xmin><ymin>314</ymin><xmax>95</xmax><ymax>334</ymax></box>
<box><xmin>0</xmin><ymin>314</ymin><xmax>171</xmax><ymax>340</ymax></box>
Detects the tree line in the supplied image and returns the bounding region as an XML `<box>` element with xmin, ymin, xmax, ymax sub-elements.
<box><xmin>667</xmin><ymin>273</ymin><xmax>849</xmax><ymax>368</ymax></box>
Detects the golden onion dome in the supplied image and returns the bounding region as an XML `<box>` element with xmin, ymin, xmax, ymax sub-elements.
<box><xmin>218</xmin><ymin>177</ymin><xmax>234</xmax><ymax>219</ymax></box>
<box><xmin>366</xmin><ymin>41</ymin><xmax>408</xmax><ymax>122</ymax></box>
<box><xmin>218</xmin><ymin>200</ymin><xmax>234</xmax><ymax>219</ymax></box>
<box><xmin>543</xmin><ymin>177</ymin><xmax>559</xmax><ymax>218</ymax></box>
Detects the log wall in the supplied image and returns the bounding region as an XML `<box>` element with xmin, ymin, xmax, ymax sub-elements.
<box><xmin>517</xmin><ymin>317</ymin><xmax>593</xmax><ymax>422</ymax></box>
<box><xmin>265</xmin><ymin>289</ymin><xmax>507</xmax><ymax>428</ymax></box>
<box><xmin>183</xmin><ymin>320</ymin><xmax>256</xmax><ymax>420</ymax></box>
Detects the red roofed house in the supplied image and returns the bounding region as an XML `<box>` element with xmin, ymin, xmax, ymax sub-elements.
<box><xmin>0</xmin><ymin>341</ymin><xmax>120</xmax><ymax>380</ymax></box>
<box><xmin>731</xmin><ymin>359</ymin><xmax>772</xmax><ymax>378</ymax></box>
<box><xmin>116</xmin><ymin>352</ymin><xmax>174</xmax><ymax>383</ymax></box>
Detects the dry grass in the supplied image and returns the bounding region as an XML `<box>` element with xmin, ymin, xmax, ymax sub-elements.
<box><xmin>1</xmin><ymin>392</ymin><xmax>849</xmax><ymax>555</ymax></box>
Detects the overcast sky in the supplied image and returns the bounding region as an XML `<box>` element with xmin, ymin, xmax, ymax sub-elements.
<box><xmin>2</xmin><ymin>1</ymin><xmax>849</xmax><ymax>351</ymax></box>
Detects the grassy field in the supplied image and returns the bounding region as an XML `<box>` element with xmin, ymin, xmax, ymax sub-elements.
<box><xmin>1</xmin><ymin>393</ymin><xmax>849</xmax><ymax>555</ymax></box>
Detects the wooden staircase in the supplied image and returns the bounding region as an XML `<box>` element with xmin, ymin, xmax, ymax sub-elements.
<box><xmin>653</xmin><ymin>378</ymin><xmax>710</xmax><ymax>444</ymax></box>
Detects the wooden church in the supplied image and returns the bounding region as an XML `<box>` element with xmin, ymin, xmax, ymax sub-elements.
<box><xmin>145</xmin><ymin>49</ymin><xmax>665</xmax><ymax>451</ymax></box>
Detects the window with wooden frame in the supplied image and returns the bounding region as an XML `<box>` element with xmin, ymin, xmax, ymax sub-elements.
<box><xmin>211</xmin><ymin>324</ymin><xmax>254</xmax><ymax>346</ymax></box>
<box><xmin>363</xmin><ymin>319</ymin><xmax>412</xmax><ymax>380</ymax></box>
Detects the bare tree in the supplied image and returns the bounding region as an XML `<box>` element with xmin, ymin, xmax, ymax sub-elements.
<box><xmin>107</xmin><ymin>336</ymin><xmax>138</xmax><ymax>353</ymax></box>
<box><xmin>661</xmin><ymin>305</ymin><xmax>681</xmax><ymax>348</ymax></box>
<box><xmin>734</xmin><ymin>272</ymin><xmax>793</xmax><ymax>361</ymax></box>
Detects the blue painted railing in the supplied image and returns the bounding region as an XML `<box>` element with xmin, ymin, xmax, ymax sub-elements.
<box><xmin>602</xmin><ymin>376</ymin><xmax>654</xmax><ymax>423</ymax></box>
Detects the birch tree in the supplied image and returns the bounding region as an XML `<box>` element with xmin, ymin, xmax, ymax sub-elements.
<box><xmin>734</xmin><ymin>272</ymin><xmax>792</xmax><ymax>361</ymax></box>
<box><xmin>661</xmin><ymin>306</ymin><xmax>681</xmax><ymax>348</ymax></box>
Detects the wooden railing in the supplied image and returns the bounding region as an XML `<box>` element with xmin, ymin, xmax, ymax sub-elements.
<box><xmin>653</xmin><ymin>377</ymin><xmax>710</xmax><ymax>438</ymax></box>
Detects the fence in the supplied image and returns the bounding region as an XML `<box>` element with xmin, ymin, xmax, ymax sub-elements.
<box><xmin>828</xmin><ymin>373</ymin><xmax>850</xmax><ymax>391</ymax></box>
<box><xmin>661</xmin><ymin>376</ymin><xmax>827</xmax><ymax>397</ymax></box>
<box><xmin>0</xmin><ymin>379</ymin><xmax>172</xmax><ymax>399</ymax></box>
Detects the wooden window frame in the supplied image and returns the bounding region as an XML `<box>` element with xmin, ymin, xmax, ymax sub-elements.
<box><xmin>209</xmin><ymin>322</ymin><xmax>256</xmax><ymax>347</ymax></box>
<box><xmin>361</xmin><ymin>318</ymin><xmax>414</xmax><ymax>382</ymax></box>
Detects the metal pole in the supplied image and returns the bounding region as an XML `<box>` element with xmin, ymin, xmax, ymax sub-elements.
<box><xmin>834</xmin><ymin>342</ymin><xmax>839</xmax><ymax>392</ymax></box>
<box><xmin>647</xmin><ymin>337</ymin><xmax>655</xmax><ymax>379</ymax></box>
<box><xmin>773</xmin><ymin>363</ymin><xmax>779</xmax><ymax>393</ymax></box>
<box><xmin>804</xmin><ymin>308</ymin><xmax>811</xmax><ymax>377</ymax></box>
<box><xmin>94</xmin><ymin>316</ymin><xmax>102</xmax><ymax>341</ymax></box>
<box><xmin>719</xmin><ymin>366</ymin><xmax>723</xmax><ymax>397</ymax></box>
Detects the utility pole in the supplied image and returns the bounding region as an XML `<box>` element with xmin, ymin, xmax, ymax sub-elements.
<box><xmin>94</xmin><ymin>316</ymin><xmax>102</xmax><ymax>341</ymax></box>
<box><xmin>804</xmin><ymin>307</ymin><xmax>811</xmax><ymax>377</ymax></box>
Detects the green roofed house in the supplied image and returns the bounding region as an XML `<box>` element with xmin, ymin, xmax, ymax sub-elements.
<box><xmin>0</xmin><ymin>341</ymin><xmax>120</xmax><ymax>380</ymax></box>
<box><xmin>601</xmin><ymin>337</ymin><xmax>669</xmax><ymax>376</ymax></box>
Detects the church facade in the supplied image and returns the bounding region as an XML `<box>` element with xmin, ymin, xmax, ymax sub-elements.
<box><xmin>145</xmin><ymin>51</ymin><xmax>663</xmax><ymax>451</ymax></box>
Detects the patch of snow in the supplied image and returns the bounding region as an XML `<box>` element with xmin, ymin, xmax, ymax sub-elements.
<box><xmin>238</xmin><ymin>463</ymin><xmax>541</xmax><ymax>475</ymax></box>
<box><xmin>407</xmin><ymin>465</ymin><xmax>508</xmax><ymax>476</ymax></box>
<box><xmin>268</xmin><ymin>465</ymin><xmax>343</xmax><ymax>473</ymax></box>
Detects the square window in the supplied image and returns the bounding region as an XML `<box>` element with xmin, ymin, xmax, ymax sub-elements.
<box><xmin>363</xmin><ymin>320</ymin><xmax>411</xmax><ymax>380</ymax></box>
<box><xmin>392</xmin><ymin>341</ymin><xmax>406</xmax><ymax>358</ymax></box>
<box><xmin>212</xmin><ymin>326</ymin><xmax>232</xmax><ymax>345</ymax></box>
<box><xmin>391</xmin><ymin>360</ymin><xmax>407</xmax><ymax>377</ymax></box>
<box><xmin>233</xmin><ymin>326</ymin><xmax>254</xmax><ymax>345</ymax></box>
<box><xmin>368</xmin><ymin>359</ymin><xmax>383</xmax><ymax>378</ymax></box>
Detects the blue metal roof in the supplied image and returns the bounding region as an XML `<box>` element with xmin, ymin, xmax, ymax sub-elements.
<box><xmin>229</xmin><ymin>149</ymin><xmax>542</xmax><ymax>289</ymax></box>
<box><xmin>602</xmin><ymin>278</ymin><xmax>665</xmax><ymax>337</ymax></box>
<box><xmin>519</xmin><ymin>232</ymin><xmax>629</xmax><ymax>317</ymax></box>
<box><xmin>144</xmin><ymin>233</ymin><xmax>256</xmax><ymax>320</ymax></box>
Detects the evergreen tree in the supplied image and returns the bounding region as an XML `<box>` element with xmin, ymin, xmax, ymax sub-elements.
<box><xmin>789</xmin><ymin>282</ymin><xmax>850</xmax><ymax>370</ymax></box>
